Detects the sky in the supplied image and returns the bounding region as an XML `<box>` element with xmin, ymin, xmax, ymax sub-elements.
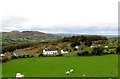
<box><xmin>0</xmin><ymin>0</ymin><xmax>119</xmax><ymax>35</ymax></box>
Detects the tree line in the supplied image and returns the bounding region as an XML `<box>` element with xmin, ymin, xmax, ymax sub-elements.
<box><xmin>62</xmin><ymin>35</ymin><xmax>107</xmax><ymax>47</ymax></box>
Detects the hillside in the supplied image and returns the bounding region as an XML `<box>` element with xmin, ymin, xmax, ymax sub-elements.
<box><xmin>2</xmin><ymin>31</ymin><xmax>62</xmax><ymax>46</ymax></box>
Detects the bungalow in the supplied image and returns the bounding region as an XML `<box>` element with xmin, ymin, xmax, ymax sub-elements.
<box><xmin>75</xmin><ymin>45</ymin><xmax>80</xmax><ymax>49</ymax></box>
<box><xmin>0</xmin><ymin>54</ymin><xmax>5</xmax><ymax>57</ymax></box>
<box><xmin>61</xmin><ymin>49</ymin><xmax>68</xmax><ymax>54</ymax></box>
<box><xmin>104</xmin><ymin>46</ymin><xmax>109</xmax><ymax>48</ymax></box>
<box><xmin>0</xmin><ymin>54</ymin><xmax>5</xmax><ymax>62</ymax></box>
<box><xmin>13</xmin><ymin>52</ymin><xmax>29</xmax><ymax>58</ymax></box>
<box><xmin>43</xmin><ymin>48</ymin><xmax>58</xmax><ymax>55</ymax></box>
<box><xmin>90</xmin><ymin>44</ymin><xmax>101</xmax><ymax>48</ymax></box>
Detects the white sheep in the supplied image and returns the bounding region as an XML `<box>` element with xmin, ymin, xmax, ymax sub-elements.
<box><xmin>66</xmin><ymin>71</ymin><xmax>70</xmax><ymax>75</ymax></box>
<box><xmin>16</xmin><ymin>73</ymin><xmax>24</xmax><ymax>78</ymax></box>
<box><xmin>70</xmin><ymin>69</ymin><xmax>73</xmax><ymax>73</ymax></box>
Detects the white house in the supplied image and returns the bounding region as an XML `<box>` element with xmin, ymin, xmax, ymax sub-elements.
<box><xmin>43</xmin><ymin>48</ymin><xmax>58</xmax><ymax>55</ymax></box>
<box><xmin>0</xmin><ymin>54</ymin><xmax>5</xmax><ymax>62</ymax></box>
<box><xmin>90</xmin><ymin>44</ymin><xmax>101</xmax><ymax>48</ymax></box>
<box><xmin>61</xmin><ymin>49</ymin><xmax>68</xmax><ymax>54</ymax></box>
<box><xmin>0</xmin><ymin>54</ymin><xmax>5</xmax><ymax>57</ymax></box>
<box><xmin>104</xmin><ymin>46</ymin><xmax>109</xmax><ymax>48</ymax></box>
<box><xmin>75</xmin><ymin>45</ymin><xmax>80</xmax><ymax>49</ymax></box>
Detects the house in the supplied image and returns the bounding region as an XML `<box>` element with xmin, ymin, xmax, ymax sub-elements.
<box><xmin>43</xmin><ymin>48</ymin><xmax>58</xmax><ymax>55</ymax></box>
<box><xmin>0</xmin><ymin>54</ymin><xmax>5</xmax><ymax>57</ymax></box>
<box><xmin>13</xmin><ymin>52</ymin><xmax>29</xmax><ymax>58</ymax></box>
<box><xmin>61</xmin><ymin>49</ymin><xmax>68</xmax><ymax>54</ymax></box>
<box><xmin>90</xmin><ymin>44</ymin><xmax>101</xmax><ymax>48</ymax></box>
<box><xmin>104</xmin><ymin>46</ymin><xmax>109</xmax><ymax>48</ymax></box>
<box><xmin>75</xmin><ymin>45</ymin><xmax>80</xmax><ymax>49</ymax></box>
<box><xmin>0</xmin><ymin>54</ymin><xmax>5</xmax><ymax>62</ymax></box>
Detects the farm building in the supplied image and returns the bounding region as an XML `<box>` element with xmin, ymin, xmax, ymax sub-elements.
<box><xmin>0</xmin><ymin>54</ymin><xmax>5</xmax><ymax>62</ymax></box>
<box><xmin>43</xmin><ymin>48</ymin><xmax>58</xmax><ymax>55</ymax></box>
<box><xmin>61</xmin><ymin>49</ymin><xmax>68</xmax><ymax>54</ymax></box>
<box><xmin>75</xmin><ymin>45</ymin><xmax>80</xmax><ymax>49</ymax></box>
<box><xmin>0</xmin><ymin>54</ymin><xmax>5</xmax><ymax>57</ymax></box>
<box><xmin>13</xmin><ymin>52</ymin><xmax>34</xmax><ymax>58</ymax></box>
<box><xmin>104</xmin><ymin>46</ymin><xmax>109</xmax><ymax>48</ymax></box>
<box><xmin>90</xmin><ymin>44</ymin><xmax>101</xmax><ymax>48</ymax></box>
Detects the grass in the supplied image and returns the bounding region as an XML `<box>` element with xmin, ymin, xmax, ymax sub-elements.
<box><xmin>2</xmin><ymin>54</ymin><xmax>118</xmax><ymax>77</ymax></box>
<box><xmin>0</xmin><ymin>63</ymin><xmax>2</xmax><ymax>78</ymax></box>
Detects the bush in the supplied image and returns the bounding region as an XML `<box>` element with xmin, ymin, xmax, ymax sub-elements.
<box><xmin>77</xmin><ymin>52</ymin><xmax>81</xmax><ymax>56</ymax></box>
<box><xmin>39</xmin><ymin>54</ymin><xmax>43</xmax><ymax>57</ymax></box>
<box><xmin>103</xmin><ymin>52</ymin><xmax>108</xmax><ymax>55</ymax></box>
<box><xmin>92</xmin><ymin>47</ymin><xmax>104</xmax><ymax>55</ymax></box>
<box><xmin>106</xmin><ymin>49</ymin><xmax>109</xmax><ymax>51</ymax></box>
<box><xmin>30</xmin><ymin>55</ymin><xmax>34</xmax><ymax>57</ymax></box>
<box><xmin>77</xmin><ymin>50</ymin><xmax>89</xmax><ymax>56</ymax></box>
<box><xmin>56</xmin><ymin>54</ymin><xmax>63</xmax><ymax>56</ymax></box>
<box><xmin>85</xmin><ymin>40</ymin><xmax>92</xmax><ymax>46</ymax></box>
<box><xmin>110</xmin><ymin>51</ymin><xmax>115</xmax><ymax>54</ymax></box>
<box><xmin>73</xmin><ymin>48</ymin><xmax>77</xmax><ymax>51</ymax></box>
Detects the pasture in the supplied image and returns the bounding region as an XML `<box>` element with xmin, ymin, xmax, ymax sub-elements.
<box><xmin>2</xmin><ymin>55</ymin><xmax>118</xmax><ymax>77</ymax></box>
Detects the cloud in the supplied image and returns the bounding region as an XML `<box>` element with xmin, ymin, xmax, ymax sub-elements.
<box><xmin>1</xmin><ymin>16</ymin><xmax>118</xmax><ymax>35</ymax></box>
<box><xmin>1</xmin><ymin>16</ymin><xmax>28</xmax><ymax>31</ymax></box>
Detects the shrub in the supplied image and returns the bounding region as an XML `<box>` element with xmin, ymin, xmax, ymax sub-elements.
<box><xmin>77</xmin><ymin>52</ymin><xmax>81</xmax><ymax>56</ymax></box>
<box><xmin>31</xmin><ymin>55</ymin><xmax>34</xmax><ymax>57</ymax></box>
<box><xmin>85</xmin><ymin>40</ymin><xmax>92</xmax><ymax>46</ymax></box>
<box><xmin>39</xmin><ymin>54</ymin><xmax>43</xmax><ymax>57</ymax></box>
<box><xmin>110</xmin><ymin>51</ymin><xmax>115</xmax><ymax>54</ymax></box>
<box><xmin>77</xmin><ymin>50</ymin><xmax>89</xmax><ymax>56</ymax></box>
<box><xmin>92</xmin><ymin>46</ymin><xmax>104</xmax><ymax>55</ymax></box>
<box><xmin>56</xmin><ymin>54</ymin><xmax>63</xmax><ymax>56</ymax></box>
<box><xmin>73</xmin><ymin>48</ymin><xmax>77</xmax><ymax>51</ymax></box>
<box><xmin>106</xmin><ymin>49</ymin><xmax>109</xmax><ymax>51</ymax></box>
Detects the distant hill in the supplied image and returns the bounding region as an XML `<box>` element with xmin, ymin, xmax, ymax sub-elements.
<box><xmin>55</xmin><ymin>33</ymin><xmax>118</xmax><ymax>39</ymax></box>
<box><xmin>2</xmin><ymin>31</ymin><xmax>62</xmax><ymax>45</ymax></box>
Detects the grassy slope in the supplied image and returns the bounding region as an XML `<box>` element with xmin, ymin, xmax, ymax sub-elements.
<box><xmin>2</xmin><ymin>55</ymin><xmax>118</xmax><ymax>77</ymax></box>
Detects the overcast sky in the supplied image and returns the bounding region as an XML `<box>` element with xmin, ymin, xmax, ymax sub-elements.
<box><xmin>0</xmin><ymin>0</ymin><xmax>119</xmax><ymax>35</ymax></box>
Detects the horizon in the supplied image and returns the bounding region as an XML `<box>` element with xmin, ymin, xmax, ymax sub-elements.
<box><xmin>1</xmin><ymin>30</ymin><xmax>118</xmax><ymax>36</ymax></box>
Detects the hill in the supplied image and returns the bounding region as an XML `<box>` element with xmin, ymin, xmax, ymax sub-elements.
<box><xmin>2</xmin><ymin>31</ymin><xmax>62</xmax><ymax>46</ymax></box>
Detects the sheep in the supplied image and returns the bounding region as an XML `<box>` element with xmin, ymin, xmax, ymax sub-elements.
<box><xmin>70</xmin><ymin>69</ymin><xmax>73</xmax><ymax>73</ymax></box>
<box><xmin>16</xmin><ymin>73</ymin><xmax>24</xmax><ymax>79</ymax></box>
<box><xmin>66</xmin><ymin>71</ymin><xmax>70</xmax><ymax>75</ymax></box>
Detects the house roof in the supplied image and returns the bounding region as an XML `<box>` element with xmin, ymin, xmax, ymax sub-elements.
<box><xmin>14</xmin><ymin>52</ymin><xmax>29</xmax><ymax>56</ymax></box>
<box><xmin>44</xmin><ymin>48</ymin><xmax>57</xmax><ymax>51</ymax></box>
<box><xmin>91</xmin><ymin>44</ymin><xmax>101</xmax><ymax>47</ymax></box>
<box><xmin>62</xmin><ymin>49</ymin><xmax>68</xmax><ymax>51</ymax></box>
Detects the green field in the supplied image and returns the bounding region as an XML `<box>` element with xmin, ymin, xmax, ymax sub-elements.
<box><xmin>2</xmin><ymin>55</ymin><xmax>118</xmax><ymax>77</ymax></box>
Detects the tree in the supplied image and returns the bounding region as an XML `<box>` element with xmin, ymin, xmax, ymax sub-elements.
<box><xmin>71</xmin><ymin>41</ymin><xmax>80</xmax><ymax>47</ymax></box>
<box><xmin>80</xmin><ymin>36</ymin><xmax>87</xmax><ymax>42</ymax></box>
<box><xmin>85</xmin><ymin>40</ymin><xmax>92</xmax><ymax>46</ymax></box>
<box><xmin>92</xmin><ymin>46</ymin><xmax>104</xmax><ymax>55</ymax></box>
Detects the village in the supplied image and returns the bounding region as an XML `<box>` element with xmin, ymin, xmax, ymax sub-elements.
<box><xmin>0</xmin><ymin>35</ymin><xmax>119</xmax><ymax>62</ymax></box>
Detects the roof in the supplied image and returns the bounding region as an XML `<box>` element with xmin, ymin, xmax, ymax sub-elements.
<box><xmin>62</xmin><ymin>49</ymin><xmax>68</xmax><ymax>51</ymax></box>
<box><xmin>44</xmin><ymin>48</ymin><xmax>57</xmax><ymax>51</ymax></box>
<box><xmin>14</xmin><ymin>52</ymin><xmax>28</xmax><ymax>56</ymax></box>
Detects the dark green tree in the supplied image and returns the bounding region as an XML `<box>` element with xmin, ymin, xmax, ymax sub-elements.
<box><xmin>85</xmin><ymin>40</ymin><xmax>92</xmax><ymax>46</ymax></box>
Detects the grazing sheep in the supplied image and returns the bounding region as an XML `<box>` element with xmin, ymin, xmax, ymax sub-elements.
<box><xmin>70</xmin><ymin>69</ymin><xmax>73</xmax><ymax>73</ymax></box>
<box><xmin>66</xmin><ymin>71</ymin><xmax>70</xmax><ymax>75</ymax></box>
<box><xmin>16</xmin><ymin>73</ymin><xmax>24</xmax><ymax>79</ymax></box>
